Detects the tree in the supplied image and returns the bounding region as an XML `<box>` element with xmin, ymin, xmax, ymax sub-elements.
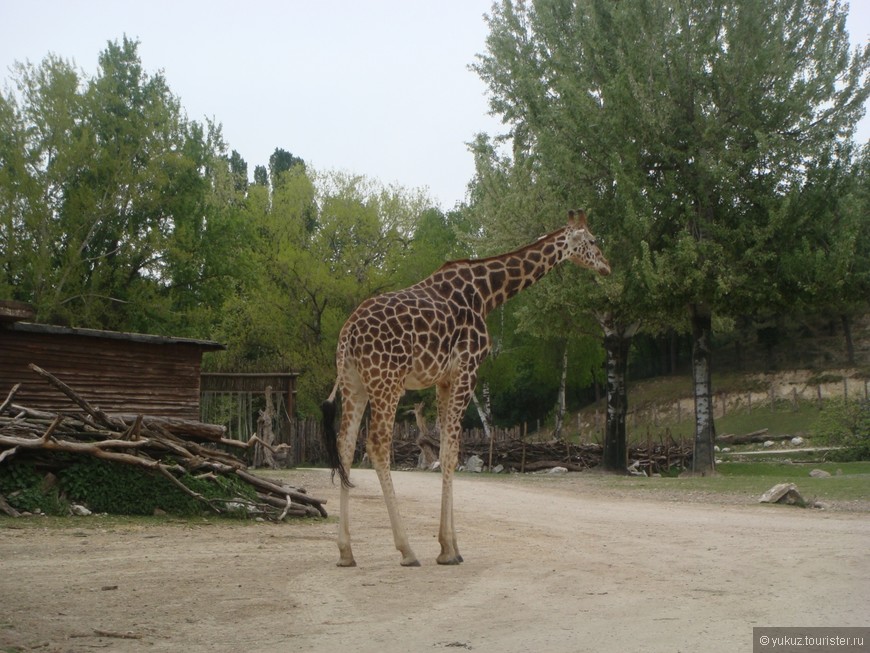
<box><xmin>474</xmin><ymin>0</ymin><xmax>870</xmax><ymax>474</ymax></box>
<box><xmin>471</xmin><ymin>8</ymin><xmax>652</xmax><ymax>468</ymax></box>
<box><xmin>269</xmin><ymin>148</ymin><xmax>305</xmax><ymax>189</ymax></box>
<box><xmin>629</xmin><ymin>0</ymin><xmax>869</xmax><ymax>472</ymax></box>
<box><xmin>466</xmin><ymin>132</ymin><xmax>615</xmax><ymax>439</ymax></box>
<box><xmin>214</xmin><ymin>168</ymin><xmax>429</xmax><ymax>414</ymax></box>
<box><xmin>777</xmin><ymin>143</ymin><xmax>870</xmax><ymax>365</ymax></box>
<box><xmin>0</xmin><ymin>38</ymin><xmax>246</xmax><ymax>336</ymax></box>
<box><xmin>253</xmin><ymin>165</ymin><xmax>268</xmax><ymax>187</ymax></box>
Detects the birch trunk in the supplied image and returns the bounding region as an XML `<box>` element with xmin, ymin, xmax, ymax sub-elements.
<box><xmin>472</xmin><ymin>380</ymin><xmax>493</xmax><ymax>442</ymax></box>
<box><xmin>690</xmin><ymin>304</ymin><xmax>716</xmax><ymax>475</ymax></box>
<box><xmin>553</xmin><ymin>342</ymin><xmax>569</xmax><ymax>440</ymax></box>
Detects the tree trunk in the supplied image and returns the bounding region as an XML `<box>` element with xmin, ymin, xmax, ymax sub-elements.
<box><xmin>253</xmin><ymin>387</ymin><xmax>276</xmax><ymax>468</ymax></box>
<box><xmin>472</xmin><ymin>381</ymin><xmax>493</xmax><ymax>443</ymax></box>
<box><xmin>841</xmin><ymin>314</ymin><xmax>855</xmax><ymax>366</ymax></box>
<box><xmin>690</xmin><ymin>304</ymin><xmax>716</xmax><ymax>475</ymax></box>
<box><xmin>601</xmin><ymin>317</ymin><xmax>637</xmax><ymax>473</ymax></box>
<box><xmin>553</xmin><ymin>342</ymin><xmax>569</xmax><ymax>440</ymax></box>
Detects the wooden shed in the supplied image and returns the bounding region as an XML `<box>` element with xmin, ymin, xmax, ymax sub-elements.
<box><xmin>0</xmin><ymin>311</ymin><xmax>225</xmax><ymax>420</ymax></box>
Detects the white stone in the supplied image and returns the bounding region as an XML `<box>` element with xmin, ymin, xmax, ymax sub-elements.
<box><xmin>465</xmin><ymin>455</ymin><xmax>484</xmax><ymax>473</ymax></box>
<box><xmin>547</xmin><ymin>466</ymin><xmax>568</xmax><ymax>475</ymax></box>
<box><xmin>70</xmin><ymin>504</ymin><xmax>92</xmax><ymax>516</ymax></box>
<box><xmin>809</xmin><ymin>469</ymin><xmax>831</xmax><ymax>478</ymax></box>
<box><xmin>759</xmin><ymin>483</ymin><xmax>805</xmax><ymax>506</ymax></box>
<box><xmin>790</xmin><ymin>436</ymin><xmax>805</xmax><ymax>446</ymax></box>
<box><xmin>763</xmin><ymin>440</ymin><xmax>775</xmax><ymax>448</ymax></box>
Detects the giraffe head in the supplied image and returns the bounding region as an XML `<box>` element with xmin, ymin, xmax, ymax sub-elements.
<box><xmin>564</xmin><ymin>209</ymin><xmax>611</xmax><ymax>276</ymax></box>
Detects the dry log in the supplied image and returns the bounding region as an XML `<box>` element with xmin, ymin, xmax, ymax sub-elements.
<box><xmin>28</xmin><ymin>363</ymin><xmax>125</xmax><ymax>430</ymax></box>
<box><xmin>715</xmin><ymin>428</ymin><xmax>797</xmax><ymax>445</ymax></box>
<box><xmin>235</xmin><ymin>469</ymin><xmax>327</xmax><ymax>517</ymax></box>
<box><xmin>0</xmin><ymin>494</ymin><xmax>21</xmax><ymax>517</ymax></box>
<box><xmin>108</xmin><ymin>413</ymin><xmax>227</xmax><ymax>442</ymax></box>
<box><xmin>0</xmin><ymin>383</ymin><xmax>20</xmax><ymax>415</ymax></box>
<box><xmin>252</xmin><ymin>387</ymin><xmax>277</xmax><ymax>468</ymax></box>
<box><xmin>520</xmin><ymin>460</ymin><xmax>589</xmax><ymax>472</ymax></box>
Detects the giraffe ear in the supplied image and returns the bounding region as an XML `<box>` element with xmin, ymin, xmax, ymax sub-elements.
<box><xmin>568</xmin><ymin>209</ymin><xmax>588</xmax><ymax>228</ymax></box>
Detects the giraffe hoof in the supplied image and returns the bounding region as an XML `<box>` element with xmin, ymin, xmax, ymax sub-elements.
<box><xmin>400</xmin><ymin>557</ymin><xmax>421</xmax><ymax>567</ymax></box>
<box><xmin>436</xmin><ymin>555</ymin><xmax>462</xmax><ymax>565</ymax></box>
<box><xmin>336</xmin><ymin>559</ymin><xmax>357</xmax><ymax>568</ymax></box>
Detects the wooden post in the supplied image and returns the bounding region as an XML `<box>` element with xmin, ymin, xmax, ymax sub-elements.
<box><xmin>488</xmin><ymin>424</ymin><xmax>495</xmax><ymax>472</ymax></box>
<box><xmin>521</xmin><ymin>422</ymin><xmax>527</xmax><ymax>474</ymax></box>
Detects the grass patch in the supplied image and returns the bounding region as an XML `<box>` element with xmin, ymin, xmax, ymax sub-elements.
<box><xmin>589</xmin><ymin>461</ymin><xmax>870</xmax><ymax>505</ymax></box>
<box><xmin>717</xmin><ymin>461</ymin><xmax>870</xmax><ymax>476</ymax></box>
<box><xmin>499</xmin><ymin>460</ymin><xmax>870</xmax><ymax>508</ymax></box>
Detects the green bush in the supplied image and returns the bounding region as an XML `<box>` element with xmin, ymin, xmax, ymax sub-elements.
<box><xmin>0</xmin><ymin>461</ymin><xmax>68</xmax><ymax>515</ymax></box>
<box><xmin>811</xmin><ymin>399</ymin><xmax>870</xmax><ymax>461</ymax></box>
<box><xmin>1</xmin><ymin>457</ymin><xmax>258</xmax><ymax>517</ymax></box>
<box><xmin>61</xmin><ymin>458</ymin><xmax>258</xmax><ymax>516</ymax></box>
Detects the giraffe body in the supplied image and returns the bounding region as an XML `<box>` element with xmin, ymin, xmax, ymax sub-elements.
<box><xmin>322</xmin><ymin>210</ymin><xmax>610</xmax><ymax>566</ymax></box>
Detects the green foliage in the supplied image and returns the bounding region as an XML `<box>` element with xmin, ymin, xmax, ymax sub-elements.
<box><xmin>471</xmin><ymin>0</ymin><xmax>870</xmax><ymax>454</ymax></box>
<box><xmin>0</xmin><ymin>37</ymin><xmax>247</xmax><ymax>337</ymax></box>
<box><xmin>0</xmin><ymin>458</ymin><xmax>258</xmax><ymax>517</ymax></box>
<box><xmin>3</xmin><ymin>18</ymin><xmax>867</xmax><ymax>437</ymax></box>
<box><xmin>62</xmin><ymin>458</ymin><xmax>259</xmax><ymax>516</ymax></box>
<box><xmin>0</xmin><ymin>461</ymin><xmax>68</xmax><ymax>515</ymax></box>
<box><xmin>811</xmin><ymin>399</ymin><xmax>870</xmax><ymax>461</ymax></box>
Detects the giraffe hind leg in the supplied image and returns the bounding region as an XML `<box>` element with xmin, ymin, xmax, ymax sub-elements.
<box><xmin>368</xmin><ymin>395</ymin><xmax>420</xmax><ymax>567</ymax></box>
<box><xmin>335</xmin><ymin>382</ymin><xmax>367</xmax><ymax>567</ymax></box>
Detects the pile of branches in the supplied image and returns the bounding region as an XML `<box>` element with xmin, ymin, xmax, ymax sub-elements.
<box><xmin>0</xmin><ymin>364</ymin><xmax>326</xmax><ymax>520</ymax></box>
<box><xmin>461</xmin><ymin>440</ymin><xmax>604</xmax><ymax>472</ymax></box>
<box><xmin>393</xmin><ymin>436</ymin><xmax>693</xmax><ymax>475</ymax></box>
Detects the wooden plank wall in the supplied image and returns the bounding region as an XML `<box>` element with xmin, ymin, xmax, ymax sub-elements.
<box><xmin>0</xmin><ymin>330</ymin><xmax>205</xmax><ymax>419</ymax></box>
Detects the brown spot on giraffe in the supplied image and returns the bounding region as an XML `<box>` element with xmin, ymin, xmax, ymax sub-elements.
<box><xmin>321</xmin><ymin>208</ymin><xmax>610</xmax><ymax>567</ymax></box>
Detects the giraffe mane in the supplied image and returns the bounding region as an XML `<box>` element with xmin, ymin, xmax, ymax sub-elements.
<box><xmin>432</xmin><ymin>223</ymin><xmax>571</xmax><ymax>274</ymax></box>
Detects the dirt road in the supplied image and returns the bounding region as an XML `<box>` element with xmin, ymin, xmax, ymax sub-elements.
<box><xmin>1</xmin><ymin>469</ymin><xmax>868</xmax><ymax>652</ymax></box>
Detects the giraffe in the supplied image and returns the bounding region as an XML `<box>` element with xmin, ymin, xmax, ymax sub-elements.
<box><xmin>321</xmin><ymin>209</ymin><xmax>610</xmax><ymax>567</ymax></box>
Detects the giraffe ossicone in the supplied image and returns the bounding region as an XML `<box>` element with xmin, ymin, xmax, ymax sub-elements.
<box><xmin>321</xmin><ymin>209</ymin><xmax>610</xmax><ymax>567</ymax></box>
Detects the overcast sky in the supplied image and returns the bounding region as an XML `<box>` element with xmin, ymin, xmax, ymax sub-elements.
<box><xmin>1</xmin><ymin>1</ymin><xmax>868</xmax><ymax>210</ymax></box>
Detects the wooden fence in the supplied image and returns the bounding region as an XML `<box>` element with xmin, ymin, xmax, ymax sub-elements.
<box><xmin>266</xmin><ymin>418</ymin><xmax>523</xmax><ymax>468</ymax></box>
<box><xmin>202</xmin><ymin>376</ymin><xmax>868</xmax><ymax>469</ymax></box>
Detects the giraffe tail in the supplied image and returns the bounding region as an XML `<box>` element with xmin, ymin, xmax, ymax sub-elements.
<box><xmin>321</xmin><ymin>385</ymin><xmax>353</xmax><ymax>489</ymax></box>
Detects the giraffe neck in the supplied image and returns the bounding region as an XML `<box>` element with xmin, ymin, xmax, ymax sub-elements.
<box><xmin>468</xmin><ymin>228</ymin><xmax>569</xmax><ymax>315</ymax></box>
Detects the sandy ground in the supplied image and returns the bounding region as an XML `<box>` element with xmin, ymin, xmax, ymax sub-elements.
<box><xmin>1</xmin><ymin>469</ymin><xmax>868</xmax><ymax>653</ymax></box>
